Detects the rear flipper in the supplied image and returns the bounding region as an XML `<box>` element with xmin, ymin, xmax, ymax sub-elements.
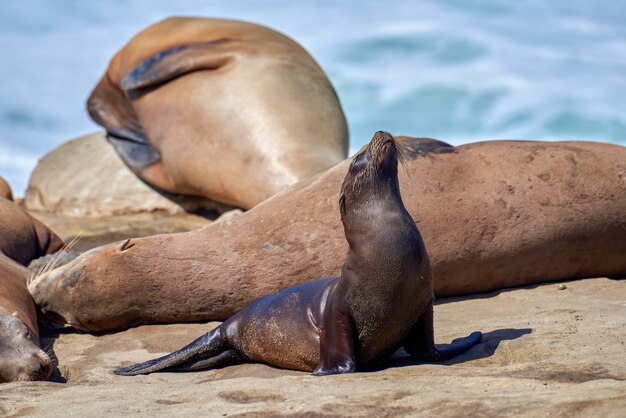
<box><xmin>403</xmin><ymin>303</ymin><xmax>482</xmax><ymax>362</ymax></box>
<box><xmin>120</xmin><ymin>39</ymin><xmax>234</xmax><ymax>91</ymax></box>
<box><xmin>115</xmin><ymin>327</ymin><xmax>239</xmax><ymax>376</ymax></box>
<box><xmin>86</xmin><ymin>73</ymin><xmax>162</xmax><ymax>180</ymax></box>
<box><xmin>168</xmin><ymin>349</ymin><xmax>242</xmax><ymax>372</ymax></box>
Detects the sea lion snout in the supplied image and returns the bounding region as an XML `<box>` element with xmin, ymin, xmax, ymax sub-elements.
<box><xmin>371</xmin><ymin>130</ymin><xmax>394</xmax><ymax>146</ymax></box>
<box><xmin>368</xmin><ymin>131</ymin><xmax>399</xmax><ymax>171</ymax></box>
<box><xmin>16</xmin><ymin>354</ymin><xmax>52</xmax><ymax>382</ymax></box>
<box><xmin>30</xmin><ymin>355</ymin><xmax>53</xmax><ymax>380</ymax></box>
<box><xmin>0</xmin><ymin>316</ymin><xmax>53</xmax><ymax>382</ymax></box>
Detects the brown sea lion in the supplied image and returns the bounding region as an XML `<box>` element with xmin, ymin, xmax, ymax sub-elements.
<box><xmin>0</xmin><ymin>198</ymin><xmax>65</xmax><ymax>266</ymax></box>
<box><xmin>115</xmin><ymin>132</ymin><xmax>481</xmax><ymax>376</ymax></box>
<box><xmin>0</xmin><ymin>197</ymin><xmax>64</xmax><ymax>382</ymax></box>
<box><xmin>87</xmin><ymin>17</ymin><xmax>348</xmax><ymax>210</ymax></box>
<box><xmin>0</xmin><ymin>254</ymin><xmax>53</xmax><ymax>382</ymax></box>
<box><xmin>29</xmin><ymin>137</ymin><xmax>626</xmax><ymax>332</ymax></box>
<box><xmin>0</xmin><ymin>176</ymin><xmax>12</xmax><ymax>201</ymax></box>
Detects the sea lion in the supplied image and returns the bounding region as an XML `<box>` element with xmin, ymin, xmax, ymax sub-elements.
<box><xmin>0</xmin><ymin>254</ymin><xmax>53</xmax><ymax>383</ymax></box>
<box><xmin>115</xmin><ymin>132</ymin><xmax>481</xmax><ymax>376</ymax></box>
<box><xmin>0</xmin><ymin>176</ymin><xmax>12</xmax><ymax>201</ymax></box>
<box><xmin>0</xmin><ymin>197</ymin><xmax>64</xmax><ymax>382</ymax></box>
<box><xmin>0</xmin><ymin>198</ymin><xmax>65</xmax><ymax>266</ymax></box>
<box><xmin>30</xmin><ymin>137</ymin><xmax>626</xmax><ymax>332</ymax></box>
<box><xmin>87</xmin><ymin>17</ymin><xmax>348</xmax><ymax>210</ymax></box>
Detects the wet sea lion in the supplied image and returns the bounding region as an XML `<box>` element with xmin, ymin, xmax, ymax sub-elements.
<box><xmin>0</xmin><ymin>195</ymin><xmax>64</xmax><ymax>382</ymax></box>
<box><xmin>115</xmin><ymin>132</ymin><xmax>481</xmax><ymax>376</ymax></box>
<box><xmin>87</xmin><ymin>17</ymin><xmax>348</xmax><ymax>209</ymax></box>
<box><xmin>30</xmin><ymin>137</ymin><xmax>626</xmax><ymax>332</ymax></box>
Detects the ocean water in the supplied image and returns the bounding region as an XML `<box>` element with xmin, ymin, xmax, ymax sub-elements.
<box><xmin>1</xmin><ymin>0</ymin><xmax>626</xmax><ymax>196</ymax></box>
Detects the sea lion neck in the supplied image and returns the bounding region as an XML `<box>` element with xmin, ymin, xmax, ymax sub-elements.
<box><xmin>337</xmin><ymin>132</ymin><xmax>418</xmax><ymax>286</ymax></box>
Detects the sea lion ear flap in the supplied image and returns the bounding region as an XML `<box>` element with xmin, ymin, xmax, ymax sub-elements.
<box><xmin>338</xmin><ymin>192</ymin><xmax>346</xmax><ymax>216</ymax></box>
<box><xmin>121</xmin><ymin>39</ymin><xmax>234</xmax><ymax>91</ymax></box>
<box><xmin>115</xmin><ymin>238</ymin><xmax>133</xmax><ymax>253</ymax></box>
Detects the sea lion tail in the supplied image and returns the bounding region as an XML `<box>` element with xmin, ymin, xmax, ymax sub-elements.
<box><xmin>114</xmin><ymin>326</ymin><xmax>236</xmax><ymax>376</ymax></box>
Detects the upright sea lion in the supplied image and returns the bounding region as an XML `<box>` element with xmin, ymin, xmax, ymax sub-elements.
<box><xmin>0</xmin><ymin>196</ymin><xmax>64</xmax><ymax>382</ymax></box>
<box><xmin>87</xmin><ymin>17</ymin><xmax>348</xmax><ymax>209</ymax></box>
<box><xmin>30</xmin><ymin>137</ymin><xmax>626</xmax><ymax>332</ymax></box>
<box><xmin>115</xmin><ymin>132</ymin><xmax>481</xmax><ymax>376</ymax></box>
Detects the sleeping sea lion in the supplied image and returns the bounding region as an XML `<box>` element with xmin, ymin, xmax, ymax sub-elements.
<box><xmin>0</xmin><ymin>190</ymin><xmax>64</xmax><ymax>382</ymax></box>
<box><xmin>29</xmin><ymin>136</ymin><xmax>626</xmax><ymax>332</ymax></box>
<box><xmin>115</xmin><ymin>132</ymin><xmax>481</xmax><ymax>376</ymax></box>
<box><xmin>87</xmin><ymin>16</ymin><xmax>348</xmax><ymax>209</ymax></box>
<box><xmin>0</xmin><ymin>198</ymin><xmax>65</xmax><ymax>266</ymax></box>
<box><xmin>0</xmin><ymin>255</ymin><xmax>53</xmax><ymax>383</ymax></box>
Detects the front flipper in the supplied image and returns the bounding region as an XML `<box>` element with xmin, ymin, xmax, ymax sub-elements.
<box><xmin>86</xmin><ymin>75</ymin><xmax>161</xmax><ymax>176</ymax></box>
<box><xmin>87</xmin><ymin>75</ymin><xmax>148</xmax><ymax>146</ymax></box>
<box><xmin>404</xmin><ymin>303</ymin><xmax>481</xmax><ymax>362</ymax></box>
<box><xmin>121</xmin><ymin>39</ymin><xmax>235</xmax><ymax>92</ymax></box>
<box><xmin>312</xmin><ymin>291</ymin><xmax>357</xmax><ymax>376</ymax></box>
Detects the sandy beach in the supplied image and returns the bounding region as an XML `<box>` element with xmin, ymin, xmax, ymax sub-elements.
<box><xmin>1</xmin><ymin>277</ymin><xmax>625</xmax><ymax>415</ymax></box>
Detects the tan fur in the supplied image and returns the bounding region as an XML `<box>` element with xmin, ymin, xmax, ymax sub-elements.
<box><xmin>88</xmin><ymin>17</ymin><xmax>348</xmax><ymax>209</ymax></box>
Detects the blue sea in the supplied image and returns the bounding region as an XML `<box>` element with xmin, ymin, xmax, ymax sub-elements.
<box><xmin>1</xmin><ymin>0</ymin><xmax>626</xmax><ymax>196</ymax></box>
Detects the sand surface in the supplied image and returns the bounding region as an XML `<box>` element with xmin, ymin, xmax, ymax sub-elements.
<box><xmin>1</xmin><ymin>211</ymin><xmax>624</xmax><ymax>417</ymax></box>
<box><xmin>0</xmin><ymin>275</ymin><xmax>623</xmax><ymax>417</ymax></box>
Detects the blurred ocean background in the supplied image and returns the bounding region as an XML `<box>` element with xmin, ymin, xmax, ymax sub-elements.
<box><xmin>1</xmin><ymin>0</ymin><xmax>626</xmax><ymax>196</ymax></box>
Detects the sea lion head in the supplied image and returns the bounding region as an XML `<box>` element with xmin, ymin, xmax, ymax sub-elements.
<box><xmin>29</xmin><ymin>240</ymin><xmax>139</xmax><ymax>331</ymax></box>
<box><xmin>0</xmin><ymin>312</ymin><xmax>52</xmax><ymax>382</ymax></box>
<box><xmin>339</xmin><ymin>131</ymin><xmax>402</xmax><ymax>219</ymax></box>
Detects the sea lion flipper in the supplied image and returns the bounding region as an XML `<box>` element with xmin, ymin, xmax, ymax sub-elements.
<box><xmin>114</xmin><ymin>327</ymin><xmax>231</xmax><ymax>376</ymax></box>
<box><xmin>404</xmin><ymin>303</ymin><xmax>482</xmax><ymax>362</ymax></box>
<box><xmin>121</xmin><ymin>40</ymin><xmax>233</xmax><ymax>91</ymax></box>
<box><xmin>312</xmin><ymin>293</ymin><xmax>356</xmax><ymax>376</ymax></box>
<box><xmin>87</xmin><ymin>76</ymin><xmax>148</xmax><ymax>145</ymax></box>
<box><xmin>87</xmin><ymin>76</ymin><xmax>162</xmax><ymax>177</ymax></box>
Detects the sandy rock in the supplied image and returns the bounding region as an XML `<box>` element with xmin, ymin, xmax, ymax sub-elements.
<box><xmin>0</xmin><ymin>277</ymin><xmax>624</xmax><ymax>416</ymax></box>
<box><xmin>23</xmin><ymin>132</ymin><xmax>217</xmax><ymax>217</ymax></box>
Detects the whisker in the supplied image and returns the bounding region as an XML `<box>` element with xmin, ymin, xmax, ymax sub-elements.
<box><xmin>31</xmin><ymin>232</ymin><xmax>83</xmax><ymax>285</ymax></box>
<box><xmin>43</xmin><ymin>345</ymin><xmax>59</xmax><ymax>366</ymax></box>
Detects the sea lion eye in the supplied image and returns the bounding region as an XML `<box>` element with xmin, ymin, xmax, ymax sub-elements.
<box><xmin>351</xmin><ymin>153</ymin><xmax>365</xmax><ymax>169</ymax></box>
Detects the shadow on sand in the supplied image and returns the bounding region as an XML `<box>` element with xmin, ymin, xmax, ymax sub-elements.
<box><xmin>377</xmin><ymin>327</ymin><xmax>532</xmax><ymax>371</ymax></box>
<box><xmin>39</xmin><ymin>324</ymin><xmax>79</xmax><ymax>383</ymax></box>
